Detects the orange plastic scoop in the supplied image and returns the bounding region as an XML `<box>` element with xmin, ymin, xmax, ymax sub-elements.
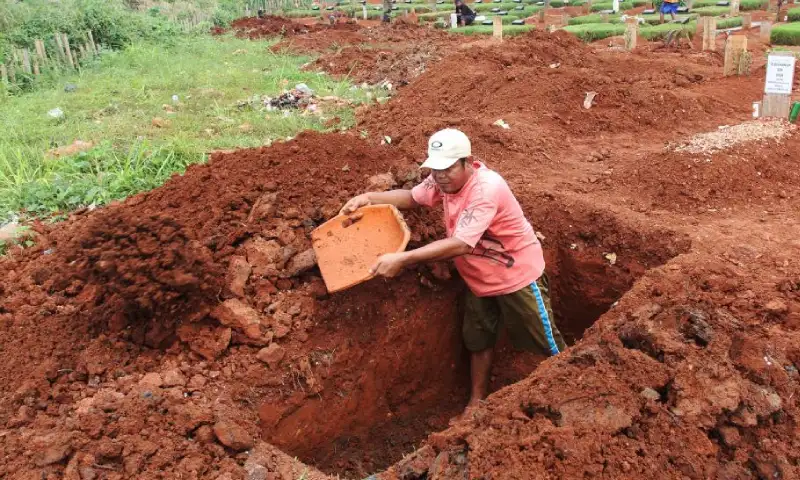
<box><xmin>311</xmin><ymin>205</ymin><xmax>411</xmax><ymax>293</ymax></box>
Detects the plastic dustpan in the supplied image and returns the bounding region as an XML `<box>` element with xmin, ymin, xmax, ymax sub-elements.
<box><xmin>311</xmin><ymin>205</ymin><xmax>411</xmax><ymax>293</ymax></box>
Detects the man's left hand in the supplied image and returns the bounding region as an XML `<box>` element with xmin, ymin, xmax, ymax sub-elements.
<box><xmin>370</xmin><ymin>253</ymin><xmax>408</xmax><ymax>278</ymax></box>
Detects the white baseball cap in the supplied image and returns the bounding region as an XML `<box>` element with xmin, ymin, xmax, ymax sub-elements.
<box><xmin>420</xmin><ymin>129</ymin><xmax>472</xmax><ymax>170</ymax></box>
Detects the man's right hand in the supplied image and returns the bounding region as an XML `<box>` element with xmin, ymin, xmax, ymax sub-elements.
<box><xmin>339</xmin><ymin>194</ymin><xmax>372</xmax><ymax>216</ymax></box>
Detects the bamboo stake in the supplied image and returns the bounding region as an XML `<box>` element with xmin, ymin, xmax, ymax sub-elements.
<box><xmin>87</xmin><ymin>31</ymin><xmax>97</xmax><ymax>55</ymax></box>
<box><xmin>22</xmin><ymin>49</ymin><xmax>32</xmax><ymax>75</ymax></box>
<box><xmin>0</xmin><ymin>64</ymin><xmax>7</xmax><ymax>84</ymax></box>
<box><xmin>55</xmin><ymin>33</ymin><xmax>66</xmax><ymax>63</ymax></box>
<box><xmin>63</xmin><ymin>33</ymin><xmax>75</xmax><ymax>69</ymax></box>
<box><xmin>33</xmin><ymin>58</ymin><xmax>40</xmax><ymax>76</ymax></box>
<box><xmin>8</xmin><ymin>64</ymin><xmax>16</xmax><ymax>84</ymax></box>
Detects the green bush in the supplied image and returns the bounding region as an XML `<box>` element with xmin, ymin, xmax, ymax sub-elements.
<box><xmin>771</xmin><ymin>22</ymin><xmax>800</xmax><ymax>45</ymax></box>
<box><xmin>0</xmin><ymin>0</ymin><xmax>179</xmax><ymax>61</ymax></box>
<box><xmin>788</xmin><ymin>7</ymin><xmax>800</xmax><ymax>22</ymax></box>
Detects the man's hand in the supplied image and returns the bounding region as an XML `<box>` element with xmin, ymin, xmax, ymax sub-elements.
<box><xmin>369</xmin><ymin>253</ymin><xmax>409</xmax><ymax>278</ymax></box>
<box><xmin>340</xmin><ymin>194</ymin><xmax>371</xmax><ymax>216</ymax></box>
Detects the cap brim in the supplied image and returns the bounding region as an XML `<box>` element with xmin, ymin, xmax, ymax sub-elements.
<box><xmin>420</xmin><ymin>155</ymin><xmax>459</xmax><ymax>170</ymax></box>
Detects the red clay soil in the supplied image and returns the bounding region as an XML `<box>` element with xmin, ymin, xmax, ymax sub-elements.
<box><xmin>228</xmin><ymin>15</ymin><xmax>360</xmax><ymax>39</ymax></box>
<box><xmin>2</xmin><ymin>26</ymin><xmax>800</xmax><ymax>480</ymax></box>
<box><xmin>272</xmin><ymin>23</ymin><xmax>460</xmax><ymax>86</ymax></box>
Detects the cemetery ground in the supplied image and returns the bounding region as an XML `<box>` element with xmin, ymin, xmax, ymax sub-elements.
<box><xmin>1</xmin><ymin>3</ymin><xmax>800</xmax><ymax>480</ymax></box>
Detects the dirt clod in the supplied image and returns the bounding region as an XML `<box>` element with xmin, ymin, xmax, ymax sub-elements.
<box><xmin>213</xmin><ymin>420</ymin><xmax>254</xmax><ymax>452</ymax></box>
<box><xmin>257</xmin><ymin>343</ymin><xmax>285</xmax><ymax>369</ymax></box>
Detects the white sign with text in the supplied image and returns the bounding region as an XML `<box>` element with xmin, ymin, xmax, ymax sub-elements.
<box><xmin>764</xmin><ymin>54</ymin><xmax>796</xmax><ymax>95</ymax></box>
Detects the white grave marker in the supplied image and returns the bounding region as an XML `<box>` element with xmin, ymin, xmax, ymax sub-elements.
<box><xmin>764</xmin><ymin>53</ymin><xmax>796</xmax><ymax>95</ymax></box>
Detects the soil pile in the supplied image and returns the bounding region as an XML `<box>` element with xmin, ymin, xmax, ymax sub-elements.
<box><xmin>230</xmin><ymin>15</ymin><xmax>359</xmax><ymax>39</ymax></box>
<box><xmin>358</xmin><ymin>30</ymin><xmax>758</xmax><ymax>160</ymax></box>
<box><xmin>0</xmin><ymin>132</ymin><xmax>460</xmax><ymax>479</ymax></box>
<box><xmin>272</xmin><ymin>23</ymin><xmax>459</xmax><ymax>86</ymax></box>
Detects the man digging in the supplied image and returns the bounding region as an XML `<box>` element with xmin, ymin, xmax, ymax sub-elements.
<box><xmin>340</xmin><ymin>128</ymin><xmax>566</xmax><ymax>416</ymax></box>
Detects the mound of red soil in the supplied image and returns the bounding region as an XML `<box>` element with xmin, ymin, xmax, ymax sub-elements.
<box><xmin>229</xmin><ymin>15</ymin><xmax>360</xmax><ymax>39</ymax></box>
<box><xmin>358</xmin><ymin>30</ymin><xmax>756</xmax><ymax>159</ymax></box>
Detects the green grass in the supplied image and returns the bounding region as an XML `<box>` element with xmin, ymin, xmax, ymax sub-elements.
<box><xmin>569</xmin><ymin>13</ymin><xmax>696</xmax><ymax>25</ymax></box>
<box><xmin>0</xmin><ymin>34</ymin><xmax>375</xmax><ymax>219</ymax></box>
<box><xmin>691</xmin><ymin>5</ymin><xmax>731</xmax><ymax>15</ymax></box>
<box><xmin>448</xmin><ymin>24</ymin><xmax>535</xmax><ymax>35</ymax></box>
<box><xmin>564</xmin><ymin>20</ymin><xmax>695</xmax><ymax>40</ymax></box>
<box><xmin>640</xmin><ymin>21</ymin><xmax>695</xmax><ymax>39</ymax></box>
<box><xmin>690</xmin><ymin>0</ymin><xmax>764</xmax><ymax>7</ymax></box>
<box><xmin>771</xmin><ymin>22</ymin><xmax>800</xmax><ymax>45</ymax></box>
<box><xmin>788</xmin><ymin>7</ymin><xmax>800</xmax><ymax>22</ymax></box>
<box><xmin>590</xmin><ymin>1</ymin><xmax>635</xmax><ymax>11</ymax></box>
<box><xmin>563</xmin><ymin>22</ymin><xmax>626</xmax><ymax>40</ymax></box>
<box><xmin>715</xmin><ymin>16</ymin><xmax>743</xmax><ymax>29</ymax></box>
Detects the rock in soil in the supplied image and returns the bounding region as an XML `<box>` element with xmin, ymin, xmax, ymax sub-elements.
<box><xmin>213</xmin><ymin>420</ymin><xmax>254</xmax><ymax>452</ymax></box>
<box><xmin>257</xmin><ymin>343</ymin><xmax>286</xmax><ymax>369</ymax></box>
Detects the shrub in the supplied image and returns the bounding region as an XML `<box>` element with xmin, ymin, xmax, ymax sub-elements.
<box><xmin>788</xmin><ymin>7</ymin><xmax>800</xmax><ymax>22</ymax></box>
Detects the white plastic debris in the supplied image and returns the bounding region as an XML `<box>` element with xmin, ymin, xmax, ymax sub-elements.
<box><xmin>604</xmin><ymin>252</ymin><xmax>618</xmax><ymax>265</ymax></box>
<box><xmin>584</xmin><ymin>91</ymin><xmax>598</xmax><ymax>109</ymax></box>
<box><xmin>295</xmin><ymin>83</ymin><xmax>314</xmax><ymax>96</ymax></box>
<box><xmin>47</xmin><ymin>108</ymin><xmax>65</xmax><ymax>120</ymax></box>
<box><xmin>493</xmin><ymin>119</ymin><xmax>511</xmax><ymax>129</ymax></box>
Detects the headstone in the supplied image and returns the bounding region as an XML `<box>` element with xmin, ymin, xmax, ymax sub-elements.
<box><xmin>625</xmin><ymin>18</ymin><xmax>639</xmax><ymax>50</ymax></box>
<box><xmin>723</xmin><ymin>35</ymin><xmax>748</xmax><ymax>76</ymax></box>
<box><xmin>451</xmin><ymin>12</ymin><xmax>458</xmax><ymax>27</ymax></box>
<box><xmin>730</xmin><ymin>0</ymin><xmax>740</xmax><ymax>15</ymax></box>
<box><xmin>612</xmin><ymin>0</ymin><xmax>620</xmax><ymax>11</ymax></box>
<box><xmin>760</xmin><ymin>20</ymin><xmax>772</xmax><ymax>43</ymax></box>
<box><xmin>741</xmin><ymin>13</ymin><xmax>752</xmax><ymax>29</ymax></box>
<box><xmin>493</xmin><ymin>15</ymin><xmax>504</xmax><ymax>39</ymax></box>
<box><xmin>702</xmin><ymin>16</ymin><xmax>717</xmax><ymax>51</ymax></box>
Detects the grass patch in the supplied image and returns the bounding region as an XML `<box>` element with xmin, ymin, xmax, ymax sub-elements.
<box><xmin>0</xmin><ymin>35</ymin><xmax>372</xmax><ymax>219</ymax></box>
<box><xmin>564</xmin><ymin>20</ymin><xmax>695</xmax><ymax>40</ymax></box>
<box><xmin>771</xmin><ymin>22</ymin><xmax>800</xmax><ymax>45</ymax></box>
<box><xmin>788</xmin><ymin>8</ymin><xmax>800</xmax><ymax>22</ymax></box>
<box><xmin>448</xmin><ymin>24</ymin><xmax>535</xmax><ymax>35</ymax></box>
<box><xmin>568</xmin><ymin>13</ymin><xmax>619</xmax><ymax>24</ymax></box>
<box><xmin>715</xmin><ymin>16</ymin><xmax>743</xmax><ymax>29</ymax></box>
<box><xmin>569</xmin><ymin>13</ymin><xmax>696</xmax><ymax>25</ymax></box>
<box><xmin>590</xmin><ymin>1</ymin><xmax>635</xmax><ymax>11</ymax></box>
<box><xmin>563</xmin><ymin>22</ymin><xmax>626</xmax><ymax>40</ymax></box>
<box><xmin>690</xmin><ymin>0</ymin><xmax>764</xmax><ymax>7</ymax></box>
<box><xmin>691</xmin><ymin>6</ymin><xmax>731</xmax><ymax>15</ymax></box>
<box><xmin>640</xmin><ymin>21</ymin><xmax>695</xmax><ymax>39</ymax></box>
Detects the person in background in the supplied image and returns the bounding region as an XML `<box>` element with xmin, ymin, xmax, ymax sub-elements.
<box><xmin>659</xmin><ymin>0</ymin><xmax>679</xmax><ymax>23</ymax></box>
<box><xmin>455</xmin><ymin>0</ymin><xmax>477</xmax><ymax>26</ymax></box>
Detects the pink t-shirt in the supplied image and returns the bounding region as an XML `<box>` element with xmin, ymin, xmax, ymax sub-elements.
<box><xmin>411</xmin><ymin>161</ymin><xmax>545</xmax><ymax>297</ymax></box>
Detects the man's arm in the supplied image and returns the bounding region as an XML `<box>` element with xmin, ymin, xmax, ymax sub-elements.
<box><xmin>370</xmin><ymin>237</ymin><xmax>471</xmax><ymax>277</ymax></box>
<box><xmin>340</xmin><ymin>189</ymin><xmax>419</xmax><ymax>215</ymax></box>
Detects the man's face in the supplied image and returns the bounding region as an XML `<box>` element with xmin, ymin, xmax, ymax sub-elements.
<box><xmin>432</xmin><ymin>160</ymin><xmax>471</xmax><ymax>194</ymax></box>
